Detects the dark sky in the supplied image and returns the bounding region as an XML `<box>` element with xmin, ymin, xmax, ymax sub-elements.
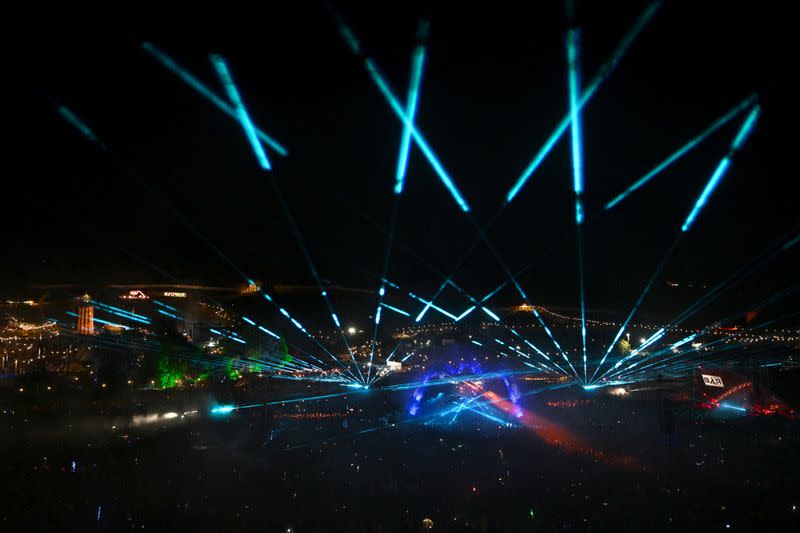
<box><xmin>3</xmin><ymin>1</ymin><xmax>798</xmax><ymax>321</ymax></box>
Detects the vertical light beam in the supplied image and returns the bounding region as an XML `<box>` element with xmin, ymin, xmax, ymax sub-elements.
<box><xmin>566</xmin><ymin>27</ymin><xmax>588</xmax><ymax>383</ymax></box>
<box><xmin>394</xmin><ymin>45</ymin><xmax>426</xmax><ymax>195</ymax></box>
<box><xmin>567</xmin><ymin>29</ymin><xmax>585</xmax><ymax>219</ymax></box>
<box><xmin>505</xmin><ymin>1</ymin><xmax>660</xmax><ymax>203</ymax></box>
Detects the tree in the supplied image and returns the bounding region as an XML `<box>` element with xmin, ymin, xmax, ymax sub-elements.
<box><xmin>618</xmin><ymin>338</ymin><xmax>632</xmax><ymax>356</ymax></box>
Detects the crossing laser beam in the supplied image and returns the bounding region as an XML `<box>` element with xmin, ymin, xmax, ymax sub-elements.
<box><xmin>409</xmin><ymin>293</ymin><xmax>458</xmax><ymax>321</ymax></box>
<box><xmin>455</xmin><ymin>306</ymin><xmax>476</xmax><ymax>321</ymax></box>
<box><xmin>364</xmin><ymin>58</ymin><xmax>470</xmax><ymax>212</ymax></box>
<box><xmin>334</xmin><ymin>19</ymin><xmax>470</xmax><ymax>212</ymax></box>
<box><xmin>681</xmin><ymin>105</ymin><xmax>761</xmax><ymax>233</ymax></box>
<box><xmin>141</xmin><ymin>42</ymin><xmax>286</xmax><ymax>156</ymax></box>
<box><xmin>394</xmin><ymin>45</ymin><xmax>426</xmax><ymax>195</ymax></box>
<box><xmin>210</xmin><ymin>54</ymin><xmax>272</xmax><ymax>171</ymax></box>
<box><xmin>505</xmin><ymin>1</ymin><xmax>660</xmax><ymax>203</ymax></box>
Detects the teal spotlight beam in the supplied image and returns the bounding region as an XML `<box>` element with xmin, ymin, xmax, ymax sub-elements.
<box><xmin>508</xmin><ymin>327</ymin><xmax>571</xmax><ymax>378</ymax></box>
<box><xmin>566</xmin><ymin>26</ymin><xmax>588</xmax><ymax>382</ymax></box>
<box><xmin>394</xmin><ymin>44</ymin><xmax>427</xmax><ymax>195</ymax></box>
<box><xmin>411</xmin><ymin>4</ymin><xmax>660</xmax><ymax>348</ymax></box>
<box><xmin>57</xmin><ymin>105</ymin><xmax>104</xmax><ymax>148</ymax></box>
<box><xmin>259</xmin><ymin>168</ymin><xmax>364</xmax><ymax>383</ymax></box>
<box><xmin>210</xmin><ymin>54</ymin><xmax>272</xmax><ymax>171</ymax></box>
<box><xmin>335</xmin><ymin>19</ymin><xmax>471</xmax><ymax>212</ymax></box>
<box><xmin>370</xmin><ymin>24</ymin><xmax>429</xmax><ymax>382</ymax></box>
<box><xmin>681</xmin><ymin>105</ymin><xmax>761</xmax><ymax>232</ymax></box>
<box><xmin>50</xmin><ymin>89</ymin><xmax>350</xmax><ymax>382</ymax></box>
<box><xmin>605</xmin><ymin>95</ymin><xmax>756</xmax><ymax>211</ymax></box>
<box><xmin>505</xmin><ymin>1</ymin><xmax>661</xmax><ymax>203</ymax></box>
<box><xmin>364</xmin><ymin>59</ymin><xmax>469</xmax><ymax>211</ymax></box>
<box><xmin>141</xmin><ymin>42</ymin><xmax>287</xmax><ymax>157</ymax></box>
<box><xmin>594</xmin><ymin>106</ymin><xmax>762</xmax><ymax>382</ymax></box>
<box><xmin>590</xmin><ymin>238</ymin><xmax>681</xmax><ymax>383</ymax></box>
<box><xmin>381</xmin><ymin>302</ymin><xmax>411</xmax><ymax>317</ymax></box>
<box><xmin>408</xmin><ymin>292</ymin><xmax>458</xmax><ymax>321</ymax></box>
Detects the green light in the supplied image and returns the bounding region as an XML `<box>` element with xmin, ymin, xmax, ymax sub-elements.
<box><xmin>156</xmin><ymin>352</ymin><xmax>187</xmax><ymax>389</ymax></box>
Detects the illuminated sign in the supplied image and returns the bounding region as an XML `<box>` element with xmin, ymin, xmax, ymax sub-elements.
<box><xmin>121</xmin><ymin>290</ymin><xmax>149</xmax><ymax>300</ymax></box>
<box><xmin>163</xmin><ymin>291</ymin><xmax>187</xmax><ymax>298</ymax></box>
<box><xmin>702</xmin><ymin>374</ymin><xmax>725</xmax><ymax>388</ymax></box>
<box><xmin>241</xmin><ymin>283</ymin><xmax>261</xmax><ymax>294</ymax></box>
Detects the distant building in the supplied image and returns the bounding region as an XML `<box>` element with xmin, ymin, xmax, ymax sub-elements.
<box><xmin>76</xmin><ymin>293</ymin><xmax>94</xmax><ymax>335</ymax></box>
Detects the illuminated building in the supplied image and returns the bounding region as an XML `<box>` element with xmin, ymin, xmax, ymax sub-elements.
<box><xmin>76</xmin><ymin>294</ymin><xmax>94</xmax><ymax>335</ymax></box>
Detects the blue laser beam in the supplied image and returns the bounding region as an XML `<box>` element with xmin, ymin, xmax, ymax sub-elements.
<box><xmin>335</xmin><ymin>19</ymin><xmax>469</xmax><ymax>211</ymax></box>
<box><xmin>394</xmin><ymin>45</ymin><xmax>426</xmax><ymax>195</ymax></box>
<box><xmin>210</xmin><ymin>54</ymin><xmax>272</xmax><ymax>171</ymax></box>
<box><xmin>381</xmin><ymin>302</ymin><xmax>411</xmax><ymax>317</ymax></box>
<box><xmin>605</xmin><ymin>95</ymin><xmax>756</xmax><ymax>210</ymax></box>
<box><xmin>157</xmin><ymin>309</ymin><xmax>182</xmax><ymax>320</ymax></box>
<box><xmin>90</xmin><ymin>301</ymin><xmax>151</xmax><ymax>325</ymax></box>
<box><xmin>57</xmin><ymin>106</ymin><xmax>103</xmax><ymax>147</ymax></box>
<box><xmin>455</xmin><ymin>306</ymin><xmax>476</xmax><ymax>321</ymax></box>
<box><xmin>257</xmin><ymin>325</ymin><xmax>280</xmax><ymax>339</ymax></box>
<box><xmin>567</xmin><ymin>29</ymin><xmax>585</xmax><ymax>205</ymax></box>
<box><xmin>153</xmin><ymin>299</ymin><xmax>176</xmax><ymax>311</ymax></box>
<box><xmin>66</xmin><ymin>311</ymin><xmax>130</xmax><ymax>330</ymax></box>
<box><xmin>590</xmin><ymin>238</ymin><xmax>680</xmax><ymax>383</ymax></box>
<box><xmin>363</xmin><ymin>58</ymin><xmax>470</xmax><ymax>212</ymax></box>
<box><xmin>141</xmin><ymin>42</ymin><xmax>286</xmax><ymax>157</ymax></box>
<box><xmin>481</xmin><ymin>307</ymin><xmax>501</xmax><ymax>321</ymax></box>
<box><xmin>566</xmin><ymin>26</ymin><xmax>589</xmax><ymax>383</ymax></box>
<box><xmin>681</xmin><ymin>105</ymin><xmax>761</xmax><ymax>233</ymax></box>
<box><xmin>718</xmin><ymin>403</ymin><xmax>747</xmax><ymax>412</ymax></box>
<box><xmin>409</xmin><ymin>292</ymin><xmax>458</xmax><ymax>321</ymax></box>
<box><xmin>506</xmin><ymin>1</ymin><xmax>661</xmax><ymax>203</ymax></box>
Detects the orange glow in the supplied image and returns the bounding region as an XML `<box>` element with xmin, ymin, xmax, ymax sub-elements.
<box><xmin>466</xmin><ymin>382</ymin><xmax>638</xmax><ymax>468</ymax></box>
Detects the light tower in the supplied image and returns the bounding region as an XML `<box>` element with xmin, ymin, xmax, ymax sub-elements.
<box><xmin>76</xmin><ymin>293</ymin><xmax>94</xmax><ymax>335</ymax></box>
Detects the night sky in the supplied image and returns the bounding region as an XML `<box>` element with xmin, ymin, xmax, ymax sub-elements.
<box><xmin>3</xmin><ymin>1</ymin><xmax>798</xmax><ymax>321</ymax></box>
